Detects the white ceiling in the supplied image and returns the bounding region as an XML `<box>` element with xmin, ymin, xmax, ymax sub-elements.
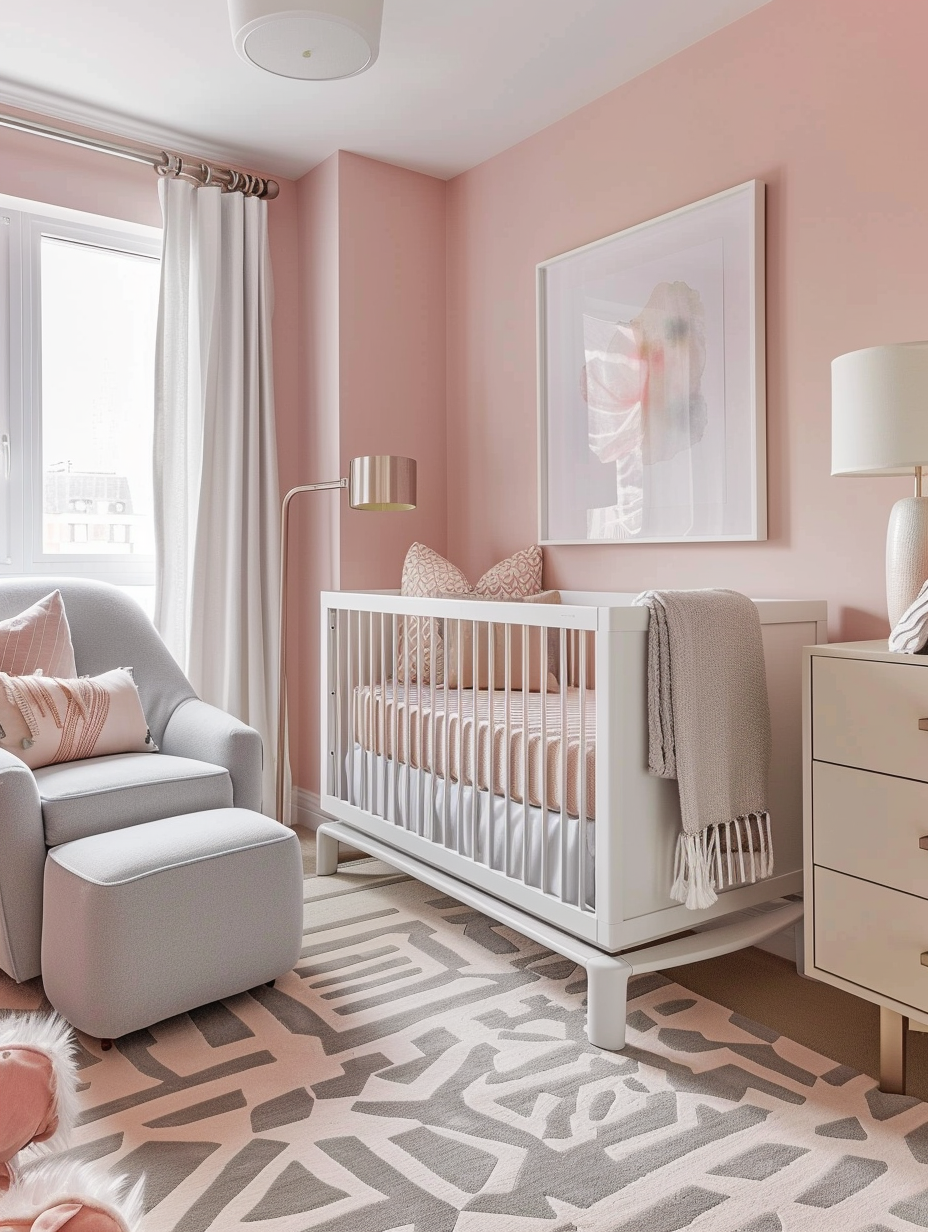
<box><xmin>0</xmin><ymin>0</ymin><xmax>772</xmax><ymax>182</ymax></box>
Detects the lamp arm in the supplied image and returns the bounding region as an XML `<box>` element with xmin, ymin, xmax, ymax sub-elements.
<box><xmin>277</xmin><ymin>477</ymin><xmax>348</xmax><ymax>822</ymax></box>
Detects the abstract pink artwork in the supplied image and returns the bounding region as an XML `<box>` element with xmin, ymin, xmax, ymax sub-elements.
<box><xmin>538</xmin><ymin>181</ymin><xmax>765</xmax><ymax>543</ymax></box>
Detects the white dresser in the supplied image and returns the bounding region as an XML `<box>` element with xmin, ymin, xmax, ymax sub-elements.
<box><xmin>804</xmin><ymin>640</ymin><xmax>928</xmax><ymax>1093</ymax></box>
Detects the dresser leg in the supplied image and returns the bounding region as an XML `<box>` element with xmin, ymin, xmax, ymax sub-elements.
<box><xmin>880</xmin><ymin>1007</ymin><xmax>909</xmax><ymax>1094</ymax></box>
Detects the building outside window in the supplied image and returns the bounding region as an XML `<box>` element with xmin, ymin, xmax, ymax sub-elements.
<box><xmin>0</xmin><ymin>197</ymin><xmax>161</xmax><ymax>600</ymax></box>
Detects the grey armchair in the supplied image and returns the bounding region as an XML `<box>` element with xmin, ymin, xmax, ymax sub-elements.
<box><xmin>0</xmin><ymin>578</ymin><xmax>262</xmax><ymax>982</ymax></box>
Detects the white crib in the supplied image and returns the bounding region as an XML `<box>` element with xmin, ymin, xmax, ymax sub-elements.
<box><xmin>316</xmin><ymin>589</ymin><xmax>827</xmax><ymax>1049</ymax></box>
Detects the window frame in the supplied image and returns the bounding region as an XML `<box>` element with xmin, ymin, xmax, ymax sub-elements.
<box><xmin>0</xmin><ymin>199</ymin><xmax>161</xmax><ymax>586</ymax></box>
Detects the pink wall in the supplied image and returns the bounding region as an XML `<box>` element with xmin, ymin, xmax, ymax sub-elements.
<box><xmin>445</xmin><ymin>0</ymin><xmax>928</xmax><ymax>641</ymax></box>
<box><xmin>289</xmin><ymin>152</ymin><xmax>447</xmax><ymax>791</ymax></box>
<box><xmin>337</xmin><ymin>152</ymin><xmax>447</xmax><ymax>591</ymax></box>
<box><xmin>290</xmin><ymin>154</ymin><xmax>341</xmax><ymax>791</ymax></box>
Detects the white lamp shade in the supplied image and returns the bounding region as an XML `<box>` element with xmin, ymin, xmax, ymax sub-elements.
<box><xmin>832</xmin><ymin>342</ymin><xmax>928</xmax><ymax>476</ymax></box>
<box><xmin>228</xmin><ymin>0</ymin><xmax>382</xmax><ymax>80</ymax></box>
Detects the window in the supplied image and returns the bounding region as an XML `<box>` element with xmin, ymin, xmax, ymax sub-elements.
<box><xmin>0</xmin><ymin>201</ymin><xmax>161</xmax><ymax>587</ymax></box>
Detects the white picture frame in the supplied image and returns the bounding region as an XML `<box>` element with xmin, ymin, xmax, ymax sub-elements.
<box><xmin>537</xmin><ymin>180</ymin><xmax>766</xmax><ymax>545</ymax></box>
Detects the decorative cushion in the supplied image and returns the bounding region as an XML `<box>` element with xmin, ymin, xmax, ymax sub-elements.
<box><xmin>0</xmin><ymin>668</ymin><xmax>155</xmax><ymax>771</ymax></box>
<box><xmin>36</xmin><ymin>752</ymin><xmax>233</xmax><ymax>846</ymax></box>
<box><xmin>0</xmin><ymin>591</ymin><xmax>76</xmax><ymax>679</ymax></box>
<box><xmin>889</xmin><ymin>578</ymin><xmax>928</xmax><ymax>653</ymax></box>
<box><xmin>398</xmin><ymin>543</ymin><xmax>545</xmax><ymax>685</ymax></box>
<box><xmin>442</xmin><ymin>591</ymin><xmax>562</xmax><ymax>691</ymax></box>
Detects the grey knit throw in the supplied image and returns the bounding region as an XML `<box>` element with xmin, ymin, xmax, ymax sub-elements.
<box><xmin>635</xmin><ymin>589</ymin><xmax>773</xmax><ymax>910</ymax></box>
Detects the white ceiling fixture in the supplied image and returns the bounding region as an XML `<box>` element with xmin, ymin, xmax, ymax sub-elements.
<box><xmin>228</xmin><ymin>0</ymin><xmax>383</xmax><ymax>80</ymax></box>
<box><xmin>0</xmin><ymin>0</ymin><xmax>774</xmax><ymax>180</ymax></box>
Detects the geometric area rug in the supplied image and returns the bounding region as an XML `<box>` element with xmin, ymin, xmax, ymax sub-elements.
<box><xmin>65</xmin><ymin>874</ymin><xmax>928</xmax><ymax>1232</ymax></box>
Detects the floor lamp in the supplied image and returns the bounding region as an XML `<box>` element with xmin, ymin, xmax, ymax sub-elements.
<box><xmin>277</xmin><ymin>455</ymin><xmax>417</xmax><ymax>822</ymax></box>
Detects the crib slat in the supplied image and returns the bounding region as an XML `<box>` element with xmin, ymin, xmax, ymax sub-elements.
<box><xmin>416</xmin><ymin>612</ymin><xmax>425</xmax><ymax>838</ymax></box>
<box><xmin>443</xmin><ymin>620</ymin><xmax>451</xmax><ymax>848</ymax></box>
<box><xmin>367</xmin><ymin>610</ymin><xmax>375</xmax><ymax>814</ymax></box>
<box><xmin>334</xmin><ymin>609</ymin><xmax>342</xmax><ymax>803</ymax></box>
<box><xmin>457</xmin><ymin>618</ymin><xmax>465</xmax><ymax>856</ymax></box>
<box><xmin>522</xmin><ymin>623</ymin><xmax>530</xmax><ymax>887</ymax></box>
<box><xmin>559</xmin><ymin>626</ymin><xmax>568</xmax><ymax>904</ymax></box>
<box><xmin>470</xmin><ymin>617</ymin><xmax>478</xmax><ymax>863</ymax></box>
<box><xmin>540</xmin><ymin>619</ymin><xmax>548</xmax><ymax>894</ymax></box>
<box><xmin>404</xmin><ymin>612</ymin><xmax>412</xmax><ymax>830</ymax></box>
<box><xmin>380</xmin><ymin>611</ymin><xmax>387</xmax><ymax>818</ymax></box>
<box><xmin>487</xmin><ymin>623</ymin><xmax>496</xmax><ymax>871</ymax></box>
<box><xmin>347</xmin><ymin>610</ymin><xmax>355</xmax><ymax>806</ymax></box>
<box><xmin>578</xmin><ymin>631</ymin><xmax>587</xmax><ymax>912</ymax></box>
<box><xmin>392</xmin><ymin>613</ymin><xmax>399</xmax><ymax>825</ymax></box>
<box><xmin>429</xmin><ymin>615</ymin><xmax>438</xmax><ymax>843</ymax></box>
<box><xmin>504</xmin><ymin>623</ymin><xmax>512</xmax><ymax>878</ymax></box>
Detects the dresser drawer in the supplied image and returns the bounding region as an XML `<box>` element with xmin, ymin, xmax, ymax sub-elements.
<box><xmin>814</xmin><ymin>866</ymin><xmax>928</xmax><ymax>1015</ymax></box>
<box><xmin>813</xmin><ymin>656</ymin><xmax>928</xmax><ymax>781</ymax></box>
<box><xmin>813</xmin><ymin>761</ymin><xmax>928</xmax><ymax>897</ymax></box>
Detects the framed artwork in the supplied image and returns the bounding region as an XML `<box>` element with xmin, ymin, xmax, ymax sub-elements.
<box><xmin>537</xmin><ymin>180</ymin><xmax>766</xmax><ymax>544</ymax></box>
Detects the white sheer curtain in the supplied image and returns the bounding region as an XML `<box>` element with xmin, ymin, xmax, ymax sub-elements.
<box><xmin>153</xmin><ymin>175</ymin><xmax>281</xmax><ymax>815</ymax></box>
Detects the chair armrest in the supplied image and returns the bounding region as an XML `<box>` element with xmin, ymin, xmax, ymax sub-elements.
<box><xmin>161</xmin><ymin>699</ymin><xmax>263</xmax><ymax>813</ymax></box>
<box><xmin>0</xmin><ymin>750</ymin><xmax>46</xmax><ymax>982</ymax></box>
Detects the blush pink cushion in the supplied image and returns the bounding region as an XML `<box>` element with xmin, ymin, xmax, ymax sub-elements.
<box><xmin>441</xmin><ymin>591</ymin><xmax>561</xmax><ymax>691</ymax></box>
<box><xmin>0</xmin><ymin>668</ymin><xmax>154</xmax><ymax>771</ymax></box>
<box><xmin>398</xmin><ymin>543</ymin><xmax>545</xmax><ymax>685</ymax></box>
<box><xmin>0</xmin><ymin>1048</ymin><xmax>57</xmax><ymax>1170</ymax></box>
<box><xmin>0</xmin><ymin>592</ymin><xmax>76</xmax><ymax>680</ymax></box>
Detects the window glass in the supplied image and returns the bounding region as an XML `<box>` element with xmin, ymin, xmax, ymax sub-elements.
<box><xmin>40</xmin><ymin>237</ymin><xmax>160</xmax><ymax>559</ymax></box>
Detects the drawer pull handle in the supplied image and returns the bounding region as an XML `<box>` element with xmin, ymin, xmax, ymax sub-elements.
<box><xmin>921</xmin><ymin>837</ymin><xmax>928</xmax><ymax>851</ymax></box>
<box><xmin>920</xmin><ymin>719</ymin><xmax>928</xmax><ymax>731</ymax></box>
<box><xmin>922</xmin><ymin>953</ymin><xmax>928</xmax><ymax>967</ymax></box>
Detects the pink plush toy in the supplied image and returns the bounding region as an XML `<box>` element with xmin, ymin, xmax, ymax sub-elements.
<box><xmin>0</xmin><ymin>1014</ymin><xmax>140</xmax><ymax>1232</ymax></box>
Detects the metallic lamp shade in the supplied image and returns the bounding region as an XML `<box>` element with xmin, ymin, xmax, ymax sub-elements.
<box><xmin>348</xmin><ymin>455</ymin><xmax>416</xmax><ymax>511</ymax></box>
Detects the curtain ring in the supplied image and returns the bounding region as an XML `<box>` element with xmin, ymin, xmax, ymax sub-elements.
<box><xmin>155</xmin><ymin>152</ymin><xmax>181</xmax><ymax>178</ymax></box>
<box><xmin>201</xmin><ymin>163</ymin><xmax>214</xmax><ymax>188</ymax></box>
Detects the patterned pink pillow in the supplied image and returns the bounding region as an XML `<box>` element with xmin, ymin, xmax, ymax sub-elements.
<box><xmin>0</xmin><ymin>668</ymin><xmax>155</xmax><ymax>771</ymax></box>
<box><xmin>398</xmin><ymin>543</ymin><xmax>544</xmax><ymax>683</ymax></box>
<box><xmin>473</xmin><ymin>544</ymin><xmax>544</xmax><ymax>599</ymax></box>
<box><xmin>0</xmin><ymin>592</ymin><xmax>76</xmax><ymax>679</ymax></box>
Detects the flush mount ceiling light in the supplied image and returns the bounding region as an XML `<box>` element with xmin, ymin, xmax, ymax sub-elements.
<box><xmin>228</xmin><ymin>0</ymin><xmax>383</xmax><ymax>80</ymax></box>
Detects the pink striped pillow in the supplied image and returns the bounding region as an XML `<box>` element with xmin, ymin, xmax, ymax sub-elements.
<box><xmin>0</xmin><ymin>592</ymin><xmax>76</xmax><ymax>679</ymax></box>
<box><xmin>0</xmin><ymin>667</ymin><xmax>155</xmax><ymax>770</ymax></box>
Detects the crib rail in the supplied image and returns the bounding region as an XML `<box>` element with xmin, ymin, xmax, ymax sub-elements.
<box><xmin>322</xmin><ymin>591</ymin><xmax>599</xmax><ymax>920</ymax></box>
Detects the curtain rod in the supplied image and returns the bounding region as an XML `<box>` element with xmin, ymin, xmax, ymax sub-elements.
<box><xmin>0</xmin><ymin>110</ymin><xmax>279</xmax><ymax>200</ymax></box>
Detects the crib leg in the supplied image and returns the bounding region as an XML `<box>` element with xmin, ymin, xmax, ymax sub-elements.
<box><xmin>585</xmin><ymin>954</ymin><xmax>633</xmax><ymax>1051</ymax></box>
<box><xmin>316</xmin><ymin>826</ymin><xmax>340</xmax><ymax>877</ymax></box>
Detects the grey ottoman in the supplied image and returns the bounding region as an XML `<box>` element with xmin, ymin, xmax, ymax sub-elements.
<box><xmin>42</xmin><ymin>808</ymin><xmax>303</xmax><ymax>1041</ymax></box>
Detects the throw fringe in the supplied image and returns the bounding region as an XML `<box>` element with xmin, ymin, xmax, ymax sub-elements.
<box><xmin>671</xmin><ymin>811</ymin><xmax>774</xmax><ymax>910</ymax></box>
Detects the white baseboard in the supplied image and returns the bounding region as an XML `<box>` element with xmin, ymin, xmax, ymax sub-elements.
<box><xmin>292</xmin><ymin>787</ymin><xmax>329</xmax><ymax>831</ymax></box>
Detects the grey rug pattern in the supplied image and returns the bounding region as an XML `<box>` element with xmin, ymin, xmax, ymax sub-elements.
<box><xmin>68</xmin><ymin>875</ymin><xmax>928</xmax><ymax>1231</ymax></box>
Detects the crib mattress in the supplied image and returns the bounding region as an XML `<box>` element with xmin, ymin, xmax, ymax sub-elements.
<box><xmin>352</xmin><ymin>682</ymin><xmax>596</xmax><ymax>820</ymax></box>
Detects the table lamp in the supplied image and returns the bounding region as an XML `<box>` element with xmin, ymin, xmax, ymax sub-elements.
<box><xmin>832</xmin><ymin>342</ymin><xmax>928</xmax><ymax>629</ymax></box>
<box><xmin>277</xmin><ymin>455</ymin><xmax>417</xmax><ymax>821</ymax></box>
